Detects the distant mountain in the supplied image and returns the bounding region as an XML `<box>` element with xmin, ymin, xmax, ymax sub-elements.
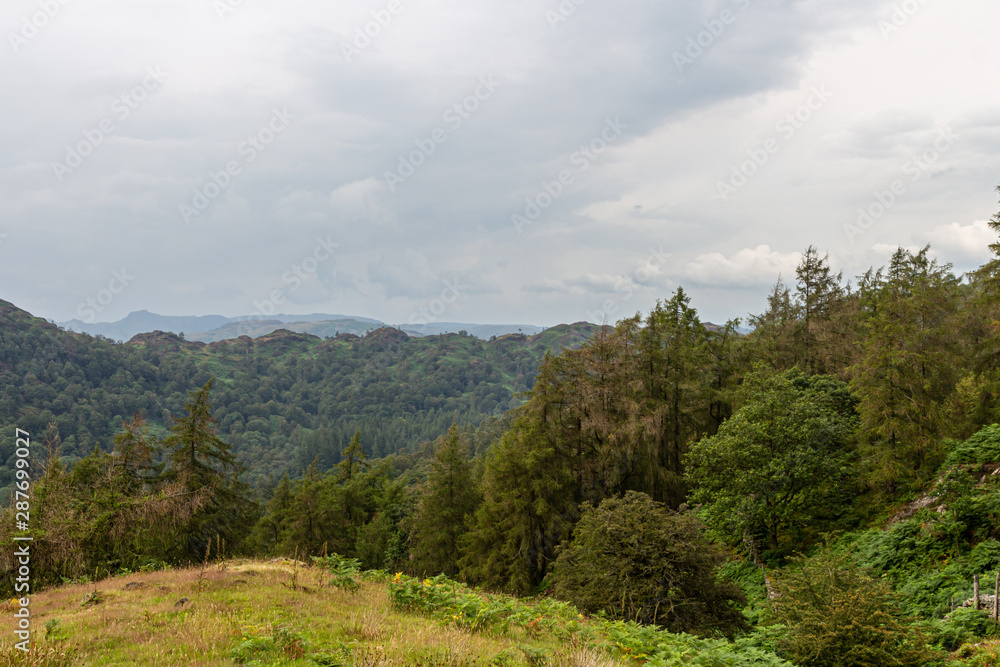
<box><xmin>269</xmin><ymin>313</ymin><xmax>383</xmax><ymax>325</ymax></box>
<box><xmin>58</xmin><ymin>311</ymin><xmax>385</xmax><ymax>341</ymax></box>
<box><xmin>58</xmin><ymin>310</ymin><xmax>233</xmax><ymax>341</ymax></box>
<box><xmin>57</xmin><ymin>310</ymin><xmax>551</xmax><ymax>343</ymax></box>
<box><xmin>399</xmin><ymin>323</ymin><xmax>546</xmax><ymax>338</ymax></box>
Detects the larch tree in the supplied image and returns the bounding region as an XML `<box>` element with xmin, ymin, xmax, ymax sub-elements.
<box><xmin>969</xmin><ymin>184</ymin><xmax>1000</xmax><ymax>425</ymax></box>
<box><xmin>460</xmin><ymin>409</ymin><xmax>575</xmax><ymax>594</ymax></box>
<box><xmin>850</xmin><ymin>246</ymin><xmax>962</xmax><ymax>491</ymax></box>
<box><xmin>794</xmin><ymin>246</ymin><xmax>845</xmax><ymax>376</ymax></box>
<box><xmin>748</xmin><ymin>277</ymin><xmax>800</xmax><ymax>371</ymax></box>
<box><xmin>628</xmin><ymin>288</ymin><xmax>709</xmax><ymax>506</ymax></box>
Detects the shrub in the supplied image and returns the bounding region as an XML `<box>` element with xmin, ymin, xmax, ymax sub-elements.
<box><xmin>386</xmin><ymin>570</ymin><xmax>789</xmax><ymax>666</ymax></box>
<box><xmin>768</xmin><ymin>545</ymin><xmax>937</xmax><ymax>667</ymax></box>
<box><xmin>313</xmin><ymin>553</ymin><xmax>361</xmax><ymax>592</ymax></box>
<box><xmin>550</xmin><ymin>491</ymin><xmax>747</xmax><ymax>637</ymax></box>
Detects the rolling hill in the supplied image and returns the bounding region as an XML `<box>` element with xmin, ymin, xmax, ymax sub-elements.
<box><xmin>58</xmin><ymin>311</ymin><xmax>547</xmax><ymax>343</ymax></box>
<box><xmin>1</xmin><ymin>299</ymin><xmax>596</xmax><ymax>491</ymax></box>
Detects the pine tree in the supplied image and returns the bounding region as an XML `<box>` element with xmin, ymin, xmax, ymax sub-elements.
<box><xmin>282</xmin><ymin>458</ymin><xmax>337</xmax><ymax>555</ymax></box>
<box><xmin>748</xmin><ymin>277</ymin><xmax>800</xmax><ymax>370</ymax></box>
<box><xmin>850</xmin><ymin>247</ymin><xmax>962</xmax><ymax>491</ymax></box>
<box><xmin>411</xmin><ymin>424</ymin><xmax>479</xmax><ymax>577</ymax></box>
<box><xmin>163</xmin><ymin>379</ymin><xmax>252</xmax><ymax>558</ymax></box>
<box><xmin>111</xmin><ymin>412</ymin><xmax>162</xmax><ymax>493</ymax></box>
<box><xmin>337</xmin><ymin>430</ymin><xmax>368</xmax><ymax>483</ymax></box>
<box><xmin>969</xmin><ymin>185</ymin><xmax>1000</xmax><ymax>424</ymax></box>
<box><xmin>250</xmin><ymin>473</ymin><xmax>293</xmax><ymax>553</ymax></box>
<box><xmin>794</xmin><ymin>246</ymin><xmax>844</xmax><ymax>375</ymax></box>
<box><xmin>627</xmin><ymin>288</ymin><xmax>709</xmax><ymax>505</ymax></box>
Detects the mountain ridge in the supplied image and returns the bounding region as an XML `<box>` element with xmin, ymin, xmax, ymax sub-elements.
<box><xmin>57</xmin><ymin>310</ymin><xmax>547</xmax><ymax>342</ymax></box>
<box><xmin>1</xmin><ymin>297</ymin><xmax>598</xmax><ymax>484</ymax></box>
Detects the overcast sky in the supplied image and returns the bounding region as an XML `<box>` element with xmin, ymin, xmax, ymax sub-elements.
<box><xmin>2</xmin><ymin>0</ymin><xmax>999</xmax><ymax>328</ymax></box>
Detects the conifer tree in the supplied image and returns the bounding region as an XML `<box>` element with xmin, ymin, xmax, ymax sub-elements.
<box><xmin>970</xmin><ymin>184</ymin><xmax>1000</xmax><ymax>424</ymax></box>
<box><xmin>850</xmin><ymin>247</ymin><xmax>962</xmax><ymax>491</ymax></box>
<box><xmin>250</xmin><ymin>473</ymin><xmax>293</xmax><ymax>553</ymax></box>
<box><xmin>337</xmin><ymin>430</ymin><xmax>368</xmax><ymax>483</ymax></box>
<box><xmin>282</xmin><ymin>458</ymin><xmax>334</xmax><ymax>555</ymax></box>
<box><xmin>111</xmin><ymin>412</ymin><xmax>162</xmax><ymax>493</ymax></box>
<box><xmin>641</xmin><ymin>288</ymin><xmax>708</xmax><ymax>503</ymax></box>
<box><xmin>163</xmin><ymin>379</ymin><xmax>252</xmax><ymax>558</ymax></box>
<box><xmin>978</xmin><ymin>184</ymin><xmax>1000</xmax><ymax>292</ymax></box>
<box><xmin>748</xmin><ymin>277</ymin><xmax>799</xmax><ymax>370</ymax></box>
<box><xmin>355</xmin><ymin>476</ymin><xmax>413</xmax><ymax>571</ymax></box>
<box><xmin>460</xmin><ymin>414</ymin><xmax>570</xmax><ymax>594</ymax></box>
<box><xmin>410</xmin><ymin>424</ymin><xmax>479</xmax><ymax>577</ymax></box>
<box><xmin>794</xmin><ymin>246</ymin><xmax>845</xmax><ymax>375</ymax></box>
<box><xmin>462</xmin><ymin>302</ymin><xmax>713</xmax><ymax>591</ymax></box>
<box><xmin>612</xmin><ymin>289</ymin><xmax>711</xmax><ymax>505</ymax></box>
<box><xmin>704</xmin><ymin>318</ymin><xmax>742</xmax><ymax>432</ymax></box>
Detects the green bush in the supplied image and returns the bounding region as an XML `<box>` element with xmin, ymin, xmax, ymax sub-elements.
<box><xmin>312</xmin><ymin>553</ymin><xmax>361</xmax><ymax>592</ymax></box>
<box><xmin>551</xmin><ymin>491</ymin><xmax>747</xmax><ymax>637</ymax></box>
<box><xmin>768</xmin><ymin>545</ymin><xmax>937</xmax><ymax>667</ymax></box>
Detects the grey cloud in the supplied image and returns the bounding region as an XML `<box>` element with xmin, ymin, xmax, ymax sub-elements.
<box><xmin>1</xmin><ymin>0</ymin><xmax>995</xmax><ymax>329</ymax></box>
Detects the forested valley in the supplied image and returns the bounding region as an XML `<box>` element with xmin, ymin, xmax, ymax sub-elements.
<box><xmin>0</xmin><ymin>311</ymin><xmax>594</xmax><ymax>493</ymax></box>
<box><xmin>9</xmin><ymin>192</ymin><xmax>1000</xmax><ymax>665</ymax></box>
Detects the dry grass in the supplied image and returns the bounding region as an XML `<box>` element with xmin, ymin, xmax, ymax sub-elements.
<box><xmin>0</xmin><ymin>560</ymin><xmax>629</xmax><ymax>666</ymax></box>
<box><xmin>550</xmin><ymin>649</ymin><xmax>622</xmax><ymax>667</ymax></box>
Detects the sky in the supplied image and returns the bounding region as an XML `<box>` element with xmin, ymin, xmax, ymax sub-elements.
<box><xmin>1</xmin><ymin>0</ymin><xmax>999</xmax><ymax>328</ymax></box>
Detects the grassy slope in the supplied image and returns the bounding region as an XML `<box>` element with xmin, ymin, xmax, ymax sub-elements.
<box><xmin>0</xmin><ymin>560</ymin><xmax>627</xmax><ymax>667</ymax></box>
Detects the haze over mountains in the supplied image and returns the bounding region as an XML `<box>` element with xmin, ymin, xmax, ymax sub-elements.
<box><xmin>57</xmin><ymin>310</ymin><xmax>546</xmax><ymax>343</ymax></box>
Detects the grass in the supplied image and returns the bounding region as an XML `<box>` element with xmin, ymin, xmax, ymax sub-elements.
<box><xmin>9</xmin><ymin>556</ymin><xmax>998</xmax><ymax>665</ymax></box>
<box><xmin>0</xmin><ymin>559</ymin><xmax>630</xmax><ymax>666</ymax></box>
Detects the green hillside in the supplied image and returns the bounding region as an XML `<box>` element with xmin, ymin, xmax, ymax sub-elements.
<box><xmin>0</xmin><ymin>557</ymin><xmax>790</xmax><ymax>666</ymax></box>
<box><xmin>11</xmin><ymin>224</ymin><xmax>1000</xmax><ymax>665</ymax></box>
<box><xmin>0</xmin><ymin>299</ymin><xmax>596</xmax><ymax>491</ymax></box>
<box><xmin>187</xmin><ymin>318</ymin><xmax>379</xmax><ymax>343</ymax></box>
